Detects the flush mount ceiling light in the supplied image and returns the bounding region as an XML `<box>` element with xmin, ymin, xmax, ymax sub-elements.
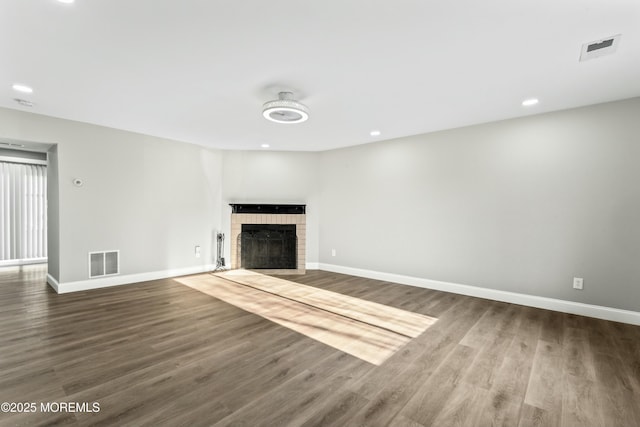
<box><xmin>522</xmin><ymin>98</ymin><xmax>539</xmax><ymax>107</ymax></box>
<box><xmin>262</xmin><ymin>92</ymin><xmax>309</xmax><ymax>124</ymax></box>
<box><xmin>370</xmin><ymin>130</ymin><xmax>381</xmax><ymax>136</ymax></box>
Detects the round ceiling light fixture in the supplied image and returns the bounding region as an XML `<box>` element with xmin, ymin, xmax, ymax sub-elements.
<box><xmin>262</xmin><ymin>92</ymin><xmax>309</xmax><ymax>124</ymax></box>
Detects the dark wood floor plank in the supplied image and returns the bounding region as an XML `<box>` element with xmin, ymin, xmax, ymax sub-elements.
<box><xmin>561</xmin><ymin>375</ymin><xmax>604</xmax><ymax>427</ymax></box>
<box><xmin>592</xmin><ymin>352</ymin><xmax>640</xmax><ymax>427</ymax></box>
<box><xmin>540</xmin><ymin>309</ymin><xmax>565</xmax><ymax>345</ymax></box>
<box><xmin>523</xmin><ymin>340</ymin><xmax>563</xmax><ymax>425</ymax></box>
<box><xmin>429</xmin><ymin>383</ymin><xmax>489</xmax><ymax>427</ymax></box>
<box><xmin>217</xmin><ymin>352</ymin><xmax>371</xmax><ymax>427</ymax></box>
<box><xmin>461</xmin><ymin>330</ymin><xmax>514</xmax><ymax>391</ymax></box>
<box><xmin>395</xmin><ymin>344</ymin><xmax>479</xmax><ymax>426</ymax></box>
<box><xmin>518</xmin><ymin>403</ymin><xmax>554</xmax><ymax>427</ymax></box>
<box><xmin>460</xmin><ymin>301</ymin><xmax>517</xmax><ymax>348</ymax></box>
<box><xmin>298</xmin><ymin>390</ymin><xmax>370</xmax><ymax>427</ymax></box>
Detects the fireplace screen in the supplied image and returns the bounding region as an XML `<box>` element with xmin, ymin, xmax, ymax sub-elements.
<box><xmin>240</xmin><ymin>224</ymin><xmax>297</xmax><ymax>269</ymax></box>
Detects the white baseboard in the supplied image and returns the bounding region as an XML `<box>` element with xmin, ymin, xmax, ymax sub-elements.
<box><xmin>50</xmin><ymin>264</ymin><xmax>216</xmax><ymax>294</ymax></box>
<box><xmin>0</xmin><ymin>258</ymin><xmax>47</xmax><ymax>267</ymax></box>
<box><xmin>305</xmin><ymin>262</ymin><xmax>320</xmax><ymax>270</ymax></box>
<box><xmin>319</xmin><ymin>263</ymin><xmax>640</xmax><ymax>326</ymax></box>
<box><xmin>46</xmin><ymin>273</ymin><xmax>60</xmax><ymax>292</ymax></box>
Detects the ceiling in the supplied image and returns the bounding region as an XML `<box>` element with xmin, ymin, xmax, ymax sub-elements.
<box><xmin>1</xmin><ymin>0</ymin><xmax>639</xmax><ymax>152</ymax></box>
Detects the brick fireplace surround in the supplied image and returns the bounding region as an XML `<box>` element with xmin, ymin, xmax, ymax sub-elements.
<box><xmin>230</xmin><ymin>204</ymin><xmax>306</xmax><ymax>275</ymax></box>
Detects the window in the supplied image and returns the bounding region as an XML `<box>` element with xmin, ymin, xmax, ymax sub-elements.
<box><xmin>0</xmin><ymin>161</ymin><xmax>47</xmax><ymax>264</ymax></box>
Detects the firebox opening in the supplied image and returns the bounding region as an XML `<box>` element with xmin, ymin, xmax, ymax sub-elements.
<box><xmin>240</xmin><ymin>224</ymin><xmax>297</xmax><ymax>269</ymax></box>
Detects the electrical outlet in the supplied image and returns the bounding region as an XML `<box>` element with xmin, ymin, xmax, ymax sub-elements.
<box><xmin>573</xmin><ymin>277</ymin><xmax>583</xmax><ymax>290</ymax></box>
<box><xmin>195</xmin><ymin>245</ymin><xmax>201</xmax><ymax>258</ymax></box>
<box><xmin>331</xmin><ymin>249</ymin><xmax>336</xmax><ymax>257</ymax></box>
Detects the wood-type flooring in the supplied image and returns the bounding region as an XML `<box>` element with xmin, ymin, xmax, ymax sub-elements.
<box><xmin>1</xmin><ymin>265</ymin><xmax>639</xmax><ymax>426</ymax></box>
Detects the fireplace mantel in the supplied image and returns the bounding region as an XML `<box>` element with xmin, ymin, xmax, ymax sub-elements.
<box><xmin>229</xmin><ymin>204</ymin><xmax>305</xmax><ymax>214</ymax></box>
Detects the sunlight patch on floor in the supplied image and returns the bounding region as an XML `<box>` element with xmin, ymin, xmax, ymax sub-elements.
<box><xmin>176</xmin><ymin>270</ymin><xmax>437</xmax><ymax>365</ymax></box>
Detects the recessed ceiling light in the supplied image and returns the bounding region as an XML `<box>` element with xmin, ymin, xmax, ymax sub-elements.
<box><xmin>370</xmin><ymin>130</ymin><xmax>381</xmax><ymax>137</ymax></box>
<box><xmin>522</xmin><ymin>98</ymin><xmax>539</xmax><ymax>107</ymax></box>
<box><xmin>57</xmin><ymin>0</ymin><xmax>75</xmax><ymax>3</ymax></box>
<box><xmin>261</xmin><ymin>144</ymin><xmax>270</xmax><ymax>148</ymax></box>
<box><xmin>12</xmin><ymin>84</ymin><xmax>33</xmax><ymax>93</ymax></box>
<box><xmin>14</xmin><ymin>98</ymin><xmax>34</xmax><ymax>107</ymax></box>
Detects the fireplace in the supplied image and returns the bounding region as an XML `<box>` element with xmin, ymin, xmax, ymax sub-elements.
<box><xmin>230</xmin><ymin>204</ymin><xmax>306</xmax><ymax>274</ymax></box>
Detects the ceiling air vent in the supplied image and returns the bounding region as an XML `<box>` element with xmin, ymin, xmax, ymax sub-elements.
<box><xmin>89</xmin><ymin>250</ymin><xmax>120</xmax><ymax>278</ymax></box>
<box><xmin>580</xmin><ymin>34</ymin><xmax>621</xmax><ymax>62</ymax></box>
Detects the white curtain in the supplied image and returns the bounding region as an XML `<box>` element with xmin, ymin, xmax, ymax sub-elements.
<box><xmin>0</xmin><ymin>162</ymin><xmax>47</xmax><ymax>261</ymax></box>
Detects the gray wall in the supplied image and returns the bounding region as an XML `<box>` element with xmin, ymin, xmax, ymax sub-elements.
<box><xmin>0</xmin><ymin>107</ymin><xmax>224</xmax><ymax>283</ymax></box>
<box><xmin>220</xmin><ymin>150</ymin><xmax>321</xmax><ymax>265</ymax></box>
<box><xmin>319</xmin><ymin>97</ymin><xmax>640</xmax><ymax>312</ymax></box>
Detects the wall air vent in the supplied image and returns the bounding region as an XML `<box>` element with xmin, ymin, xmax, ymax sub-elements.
<box><xmin>580</xmin><ymin>34</ymin><xmax>621</xmax><ymax>62</ymax></box>
<box><xmin>89</xmin><ymin>250</ymin><xmax>120</xmax><ymax>278</ymax></box>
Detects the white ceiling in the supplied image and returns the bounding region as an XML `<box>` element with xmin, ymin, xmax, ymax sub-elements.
<box><xmin>1</xmin><ymin>0</ymin><xmax>639</xmax><ymax>152</ymax></box>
